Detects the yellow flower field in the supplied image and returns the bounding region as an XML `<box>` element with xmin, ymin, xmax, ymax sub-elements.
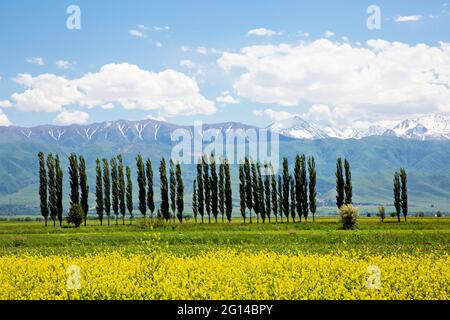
<box><xmin>0</xmin><ymin>249</ymin><xmax>448</xmax><ymax>300</ymax></box>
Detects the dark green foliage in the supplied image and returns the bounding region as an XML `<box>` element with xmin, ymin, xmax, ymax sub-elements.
<box><xmin>117</xmin><ymin>155</ymin><xmax>126</xmax><ymax>225</ymax></box>
<box><xmin>344</xmin><ymin>159</ymin><xmax>352</xmax><ymax>205</ymax></box>
<box><xmin>300</xmin><ymin>155</ymin><xmax>308</xmax><ymax>221</ymax></box>
<box><xmin>264</xmin><ymin>163</ymin><xmax>271</xmax><ymax>223</ymax></box>
<box><xmin>393</xmin><ymin>171</ymin><xmax>401</xmax><ymax>222</ymax></box>
<box><xmin>202</xmin><ymin>155</ymin><xmax>211</xmax><ymax>223</ymax></box>
<box><xmin>244</xmin><ymin>157</ymin><xmax>253</xmax><ymax>223</ymax></box>
<box><xmin>335</xmin><ymin>157</ymin><xmax>344</xmax><ymax>209</ymax></box>
<box><xmin>277</xmin><ymin>175</ymin><xmax>283</xmax><ymax>222</ymax></box>
<box><xmin>146</xmin><ymin>159</ymin><xmax>155</xmax><ymax>218</ymax></box>
<box><xmin>110</xmin><ymin>157</ymin><xmax>119</xmax><ymax>224</ymax></box>
<box><xmin>67</xmin><ymin>204</ymin><xmax>83</xmax><ymax>228</ymax></box>
<box><xmin>219</xmin><ymin>159</ymin><xmax>225</xmax><ymax>222</ymax></box>
<box><xmin>251</xmin><ymin>161</ymin><xmax>260</xmax><ymax>223</ymax></box>
<box><xmin>239</xmin><ymin>163</ymin><xmax>246</xmax><ymax>223</ymax></box>
<box><xmin>224</xmin><ymin>158</ymin><xmax>232</xmax><ymax>223</ymax></box>
<box><xmin>196</xmin><ymin>160</ymin><xmax>204</xmax><ymax>223</ymax></box>
<box><xmin>257</xmin><ymin>162</ymin><xmax>265</xmax><ymax>223</ymax></box>
<box><xmin>271</xmin><ymin>165</ymin><xmax>278</xmax><ymax>222</ymax></box>
<box><xmin>282</xmin><ymin>157</ymin><xmax>290</xmax><ymax>222</ymax></box>
<box><xmin>400</xmin><ymin>168</ymin><xmax>408</xmax><ymax>221</ymax></box>
<box><xmin>294</xmin><ymin>155</ymin><xmax>302</xmax><ymax>221</ymax></box>
<box><xmin>176</xmin><ymin>162</ymin><xmax>184</xmax><ymax>223</ymax></box>
<box><xmin>126</xmin><ymin>166</ymin><xmax>133</xmax><ymax>223</ymax></box>
<box><xmin>308</xmin><ymin>156</ymin><xmax>317</xmax><ymax>222</ymax></box>
<box><xmin>169</xmin><ymin>159</ymin><xmax>176</xmax><ymax>222</ymax></box>
<box><xmin>79</xmin><ymin>155</ymin><xmax>89</xmax><ymax>226</ymax></box>
<box><xmin>47</xmin><ymin>153</ymin><xmax>57</xmax><ymax>226</ymax></box>
<box><xmin>290</xmin><ymin>177</ymin><xmax>296</xmax><ymax>222</ymax></box>
<box><xmin>102</xmin><ymin>159</ymin><xmax>111</xmax><ymax>226</ymax></box>
<box><xmin>68</xmin><ymin>153</ymin><xmax>79</xmax><ymax>206</ymax></box>
<box><xmin>136</xmin><ymin>155</ymin><xmax>146</xmax><ymax>218</ymax></box>
<box><xmin>38</xmin><ymin>152</ymin><xmax>49</xmax><ymax>226</ymax></box>
<box><xmin>55</xmin><ymin>155</ymin><xmax>63</xmax><ymax>227</ymax></box>
<box><xmin>210</xmin><ymin>154</ymin><xmax>218</xmax><ymax>223</ymax></box>
<box><xmin>159</xmin><ymin>158</ymin><xmax>170</xmax><ymax>221</ymax></box>
<box><xmin>192</xmin><ymin>180</ymin><xmax>198</xmax><ymax>223</ymax></box>
<box><xmin>95</xmin><ymin>159</ymin><xmax>104</xmax><ymax>225</ymax></box>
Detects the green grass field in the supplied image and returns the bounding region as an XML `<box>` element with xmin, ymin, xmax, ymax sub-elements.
<box><xmin>0</xmin><ymin>217</ymin><xmax>448</xmax><ymax>256</ymax></box>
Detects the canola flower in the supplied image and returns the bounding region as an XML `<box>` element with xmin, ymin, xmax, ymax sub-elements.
<box><xmin>0</xmin><ymin>249</ymin><xmax>448</xmax><ymax>300</ymax></box>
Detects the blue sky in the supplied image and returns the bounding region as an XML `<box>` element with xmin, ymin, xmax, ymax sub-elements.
<box><xmin>0</xmin><ymin>0</ymin><xmax>449</xmax><ymax>128</ymax></box>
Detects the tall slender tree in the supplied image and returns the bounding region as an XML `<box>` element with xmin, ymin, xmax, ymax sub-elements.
<box><xmin>393</xmin><ymin>171</ymin><xmax>401</xmax><ymax>222</ymax></box>
<box><xmin>136</xmin><ymin>155</ymin><xmax>147</xmax><ymax>219</ymax></box>
<box><xmin>159</xmin><ymin>158</ymin><xmax>170</xmax><ymax>221</ymax></box>
<box><xmin>192</xmin><ymin>180</ymin><xmax>198</xmax><ymax>223</ymax></box>
<box><xmin>176</xmin><ymin>162</ymin><xmax>184</xmax><ymax>223</ymax></box>
<box><xmin>117</xmin><ymin>155</ymin><xmax>126</xmax><ymax>225</ymax></box>
<box><xmin>294</xmin><ymin>155</ymin><xmax>302</xmax><ymax>222</ymax></box>
<box><xmin>257</xmin><ymin>162</ymin><xmax>265</xmax><ymax>223</ymax></box>
<box><xmin>244</xmin><ymin>157</ymin><xmax>253</xmax><ymax>223</ymax></box>
<box><xmin>271</xmin><ymin>164</ymin><xmax>278</xmax><ymax>223</ymax></box>
<box><xmin>79</xmin><ymin>155</ymin><xmax>89</xmax><ymax>226</ymax></box>
<box><xmin>264</xmin><ymin>163</ymin><xmax>271</xmax><ymax>223</ymax></box>
<box><xmin>146</xmin><ymin>159</ymin><xmax>155</xmax><ymax>218</ymax></box>
<box><xmin>110</xmin><ymin>157</ymin><xmax>119</xmax><ymax>225</ymax></box>
<box><xmin>210</xmin><ymin>154</ymin><xmax>219</xmax><ymax>223</ymax></box>
<box><xmin>169</xmin><ymin>159</ymin><xmax>176</xmax><ymax>223</ymax></box>
<box><xmin>224</xmin><ymin>158</ymin><xmax>232</xmax><ymax>223</ymax></box>
<box><xmin>95</xmin><ymin>159</ymin><xmax>104</xmax><ymax>225</ymax></box>
<box><xmin>102</xmin><ymin>159</ymin><xmax>111</xmax><ymax>226</ymax></box>
<box><xmin>55</xmin><ymin>155</ymin><xmax>63</xmax><ymax>227</ymax></box>
<box><xmin>277</xmin><ymin>175</ymin><xmax>283</xmax><ymax>222</ymax></box>
<box><xmin>38</xmin><ymin>152</ymin><xmax>49</xmax><ymax>226</ymax></box>
<box><xmin>400</xmin><ymin>168</ymin><xmax>408</xmax><ymax>221</ymax></box>
<box><xmin>251</xmin><ymin>160</ymin><xmax>260</xmax><ymax>223</ymax></box>
<box><xmin>344</xmin><ymin>159</ymin><xmax>352</xmax><ymax>205</ymax></box>
<box><xmin>47</xmin><ymin>153</ymin><xmax>57</xmax><ymax>226</ymax></box>
<box><xmin>239</xmin><ymin>163</ymin><xmax>246</xmax><ymax>223</ymax></box>
<box><xmin>290</xmin><ymin>177</ymin><xmax>296</xmax><ymax>222</ymax></box>
<box><xmin>308</xmin><ymin>156</ymin><xmax>317</xmax><ymax>223</ymax></box>
<box><xmin>203</xmin><ymin>155</ymin><xmax>211</xmax><ymax>223</ymax></box>
<box><xmin>219</xmin><ymin>158</ymin><xmax>225</xmax><ymax>223</ymax></box>
<box><xmin>335</xmin><ymin>157</ymin><xmax>345</xmax><ymax>209</ymax></box>
<box><xmin>196</xmin><ymin>159</ymin><xmax>204</xmax><ymax>223</ymax></box>
<box><xmin>68</xmin><ymin>153</ymin><xmax>79</xmax><ymax>206</ymax></box>
<box><xmin>282</xmin><ymin>157</ymin><xmax>290</xmax><ymax>222</ymax></box>
<box><xmin>126</xmin><ymin>165</ymin><xmax>133</xmax><ymax>224</ymax></box>
<box><xmin>300</xmin><ymin>155</ymin><xmax>308</xmax><ymax>221</ymax></box>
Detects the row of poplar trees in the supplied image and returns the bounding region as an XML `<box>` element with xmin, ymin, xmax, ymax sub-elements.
<box><xmin>235</xmin><ymin>155</ymin><xmax>317</xmax><ymax>223</ymax></box>
<box><xmin>393</xmin><ymin>168</ymin><xmax>408</xmax><ymax>221</ymax></box>
<box><xmin>335</xmin><ymin>157</ymin><xmax>353</xmax><ymax>208</ymax></box>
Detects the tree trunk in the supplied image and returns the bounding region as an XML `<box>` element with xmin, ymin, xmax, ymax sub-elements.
<box><xmin>45</xmin><ymin>218</ymin><xmax>47</xmax><ymax>227</ymax></box>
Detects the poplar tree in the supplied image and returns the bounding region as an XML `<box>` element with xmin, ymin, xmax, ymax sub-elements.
<box><xmin>169</xmin><ymin>159</ymin><xmax>176</xmax><ymax>223</ymax></box>
<box><xmin>264</xmin><ymin>163</ymin><xmax>271</xmax><ymax>223</ymax></box>
<box><xmin>68</xmin><ymin>153</ymin><xmax>79</xmax><ymax>206</ymax></box>
<box><xmin>271</xmin><ymin>164</ymin><xmax>278</xmax><ymax>223</ymax></box>
<box><xmin>239</xmin><ymin>163</ymin><xmax>246</xmax><ymax>223</ymax></box>
<box><xmin>196</xmin><ymin>159</ymin><xmax>204</xmax><ymax>223</ymax></box>
<box><xmin>336</xmin><ymin>158</ymin><xmax>345</xmax><ymax>209</ymax></box>
<box><xmin>176</xmin><ymin>162</ymin><xmax>184</xmax><ymax>223</ymax></box>
<box><xmin>79</xmin><ymin>155</ymin><xmax>89</xmax><ymax>226</ymax></box>
<box><xmin>294</xmin><ymin>155</ymin><xmax>302</xmax><ymax>222</ymax></box>
<box><xmin>192</xmin><ymin>180</ymin><xmax>198</xmax><ymax>223</ymax></box>
<box><xmin>257</xmin><ymin>162</ymin><xmax>265</xmax><ymax>223</ymax></box>
<box><xmin>146</xmin><ymin>159</ymin><xmax>155</xmax><ymax>218</ymax></box>
<box><xmin>95</xmin><ymin>159</ymin><xmax>104</xmax><ymax>225</ymax></box>
<box><xmin>282</xmin><ymin>157</ymin><xmax>290</xmax><ymax>222</ymax></box>
<box><xmin>55</xmin><ymin>155</ymin><xmax>63</xmax><ymax>227</ymax></box>
<box><xmin>203</xmin><ymin>155</ymin><xmax>211</xmax><ymax>223</ymax></box>
<box><xmin>300</xmin><ymin>155</ymin><xmax>308</xmax><ymax>221</ymax></box>
<box><xmin>159</xmin><ymin>158</ymin><xmax>170</xmax><ymax>221</ymax></box>
<box><xmin>251</xmin><ymin>161</ymin><xmax>260</xmax><ymax>223</ymax></box>
<box><xmin>110</xmin><ymin>157</ymin><xmax>119</xmax><ymax>225</ymax></box>
<box><xmin>244</xmin><ymin>157</ymin><xmax>253</xmax><ymax>223</ymax></box>
<box><xmin>47</xmin><ymin>153</ymin><xmax>57</xmax><ymax>226</ymax></box>
<box><xmin>290</xmin><ymin>177</ymin><xmax>296</xmax><ymax>222</ymax></box>
<box><xmin>38</xmin><ymin>152</ymin><xmax>49</xmax><ymax>226</ymax></box>
<box><xmin>224</xmin><ymin>158</ymin><xmax>232</xmax><ymax>223</ymax></box>
<box><xmin>117</xmin><ymin>155</ymin><xmax>126</xmax><ymax>225</ymax></box>
<box><xmin>393</xmin><ymin>171</ymin><xmax>401</xmax><ymax>222</ymax></box>
<box><xmin>277</xmin><ymin>175</ymin><xmax>283</xmax><ymax>222</ymax></box>
<box><xmin>136</xmin><ymin>155</ymin><xmax>147</xmax><ymax>219</ymax></box>
<box><xmin>210</xmin><ymin>154</ymin><xmax>219</xmax><ymax>223</ymax></box>
<box><xmin>219</xmin><ymin>158</ymin><xmax>225</xmax><ymax>222</ymax></box>
<box><xmin>344</xmin><ymin>159</ymin><xmax>352</xmax><ymax>205</ymax></box>
<box><xmin>126</xmin><ymin>165</ymin><xmax>133</xmax><ymax>224</ymax></box>
<box><xmin>400</xmin><ymin>168</ymin><xmax>408</xmax><ymax>221</ymax></box>
<box><xmin>308</xmin><ymin>156</ymin><xmax>317</xmax><ymax>223</ymax></box>
<box><xmin>102</xmin><ymin>159</ymin><xmax>111</xmax><ymax>226</ymax></box>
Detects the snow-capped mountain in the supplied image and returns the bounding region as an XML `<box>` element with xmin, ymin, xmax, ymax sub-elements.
<box><xmin>268</xmin><ymin>114</ymin><xmax>450</xmax><ymax>140</ymax></box>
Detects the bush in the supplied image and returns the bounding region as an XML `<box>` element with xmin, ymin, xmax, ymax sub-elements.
<box><xmin>419</xmin><ymin>212</ymin><xmax>425</xmax><ymax>218</ymax></box>
<box><xmin>339</xmin><ymin>204</ymin><xmax>358</xmax><ymax>230</ymax></box>
<box><xmin>390</xmin><ymin>212</ymin><xmax>396</xmax><ymax>218</ymax></box>
<box><xmin>67</xmin><ymin>204</ymin><xmax>83</xmax><ymax>228</ymax></box>
<box><xmin>436</xmin><ymin>211</ymin><xmax>443</xmax><ymax>218</ymax></box>
<box><xmin>378</xmin><ymin>206</ymin><xmax>385</xmax><ymax>222</ymax></box>
<box><xmin>366</xmin><ymin>213</ymin><xmax>371</xmax><ymax>218</ymax></box>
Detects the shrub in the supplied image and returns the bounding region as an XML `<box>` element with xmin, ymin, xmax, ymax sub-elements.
<box><xmin>419</xmin><ymin>212</ymin><xmax>425</xmax><ymax>218</ymax></box>
<box><xmin>436</xmin><ymin>211</ymin><xmax>443</xmax><ymax>218</ymax></box>
<box><xmin>378</xmin><ymin>206</ymin><xmax>385</xmax><ymax>222</ymax></box>
<box><xmin>67</xmin><ymin>204</ymin><xmax>83</xmax><ymax>228</ymax></box>
<box><xmin>366</xmin><ymin>213</ymin><xmax>371</xmax><ymax>218</ymax></box>
<box><xmin>390</xmin><ymin>212</ymin><xmax>396</xmax><ymax>219</ymax></box>
<box><xmin>339</xmin><ymin>204</ymin><xmax>358</xmax><ymax>230</ymax></box>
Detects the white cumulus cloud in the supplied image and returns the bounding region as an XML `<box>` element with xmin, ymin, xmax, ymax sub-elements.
<box><xmin>216</xmin><ymin>93</ymin><xmax>239</xmax><ymax>104</ymax></box>
<box><xmin>129</xmin><ymin>29</ymin><xmax>147</xmax><ymax>38</ymax></box>
<box><xmin>26</xmin><ymin>57</ymin><xmax>44</xmax><ymax>65</ymax></box>
<box><xmin>0</xmin><ymin>110</ymin><xmax>11</xmax><ymax>126</ymax></box>
<box><xmin>247</xmin><ymin>28</ymin><xmax>282</xmax><ymax>37</ymax></box>
<box><xmin>253</xmin><ymin>108</ymin><xmax>293</xmax><ymax>122</ymax></box>
<box><xmin>56</xmin><ymin>60</ymin><xmax>75</xmax><ymax>69</ymax></box>
<box><xmin>10</xmin><ymin>63</ymin><xmax>216</xmax><ymax>117</ymax></box>
<box><xmin>395</xmin><ymin>15</ymin><xmax>422</xmax><ymax>22</ymax></box>
<box><xmin>54</xmin><ymin>109</ymin><xmax>89</xmax><ymax>125</ymax></box>
<box><xmin>0</xmin><ymin>100</ymin><xmax>12</xmax><ymax>108</ymax></box>
<box><xmin>180</xmin><ymin>59</ymin><xmax>197</xmax><ymax>69</ymax></box>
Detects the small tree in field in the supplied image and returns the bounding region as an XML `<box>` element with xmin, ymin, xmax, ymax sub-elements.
<box><xmin>339</xmin><ymin>204</ymin><xmax>358</xmax><ymax>230</ymax></box>
<box><xmin>67</xmin><ymin>204</ymin><xmax>83</xmax><ymax>228</ymax></box>
<box><xmin>378</xmin><ymin>206</ymin><xmax>385</xmax><ymax>223</ymax></box>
